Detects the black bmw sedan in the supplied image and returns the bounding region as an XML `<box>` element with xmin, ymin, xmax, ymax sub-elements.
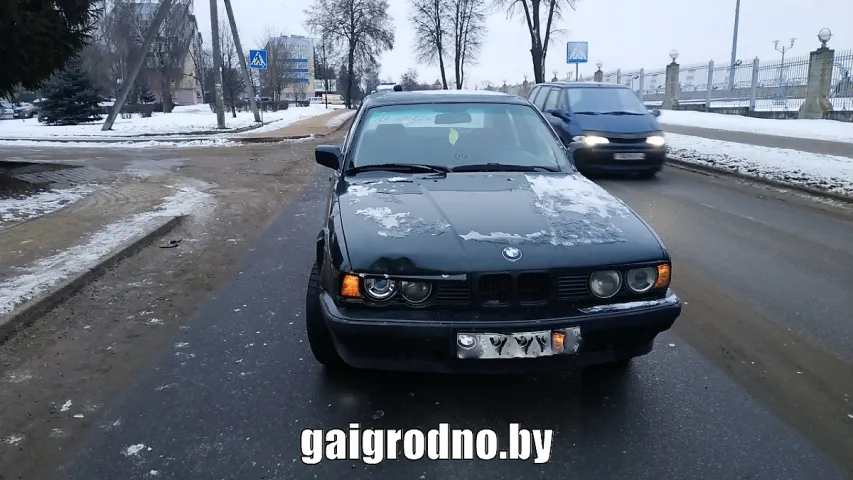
<box><xmin>305</xmin><ymin>88</ymin><xmax>682</xmax><ymax>374</ymax></box>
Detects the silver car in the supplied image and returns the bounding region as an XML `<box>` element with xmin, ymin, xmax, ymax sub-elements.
<box><xmin>0</xmin><ymin>101</ymin><xmax>15</xmax><ymax>120</ymax></box>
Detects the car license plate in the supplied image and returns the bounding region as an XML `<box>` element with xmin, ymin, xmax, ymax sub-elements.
<box><xmin>614</xmin><ymin>152</ymin><xmax>646</xmax><ymax>160</ymax></box>
<box><xmin>456</xmin><ymin>327</ymin><xmax>581</xmax><ymax>360</ymax></box>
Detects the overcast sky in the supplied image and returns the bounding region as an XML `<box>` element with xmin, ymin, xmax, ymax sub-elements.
<box><xmin>194</xmin><ymin>0</ymin><xmax>852</xmax><ymax>87</ymax></box>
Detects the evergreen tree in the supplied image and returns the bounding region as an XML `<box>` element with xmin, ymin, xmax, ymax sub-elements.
<box><xmin>39</xmin><ymin>57</ymin><xmax>103</xmax><ymax>126</ymax></box>
<box><xmin>0</xmin><ymin>1</ymin><xmax>99</xmax><ymax>97</ymax></box>
<box><xmin>138</xmin><ymin>84</ymin><xmax>156</xmax><ymax>104</ymax></box>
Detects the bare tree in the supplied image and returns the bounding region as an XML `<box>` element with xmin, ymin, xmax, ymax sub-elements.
<box><xmin>257</xmin><ymin>29</ymin><xmax>297</xmax><ymax>103</ymax></box>
<box><xmin>188</xmin><ymin>32</ymin><xmax>210</xmax><ymax>102</ymax></box>
<box><xmin>305</xmin><ymin>0</ymin><xmax>395</xmax><ymax>109</ymax></box>
<box><xmin>218</xmin><ymin>19</ymin><xmax>245</xmax><ymax>117</ymax></box>
<box><xmin>410</xmin><ymin>0</ymin><xmax>449</xmax><ymax>90</ymax></box>
<box><xmin>496</xmin><ymin>0</ymin><xmax>576</xmax><ymax>84</ymax></box>
<box><xmin>312</xmin><ymin>29</ymin><xmax>340</xmax><ymax>98</ymax></box>
<box><xmin>361</xmin><ymin>58</ymin><xmax>381</xmax><ymax>94</ymax></box>
<box><xmin>98</xmin><ymin>0</ymin><xmax>198</xmax><ymax>111</ymax></box>
<box><xmin>449</xmin><ymin>0</ymin><xmax>486</xmax><ymax>89</ymax></box>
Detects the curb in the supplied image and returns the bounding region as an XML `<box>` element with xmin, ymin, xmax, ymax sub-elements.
<box><xmin>0</xmin><ymin>215</ymin><xmax>182</xmax><ymax>344</ymax></box>
<box><xmin>232</xmin><ymin>114</ymin><xmax>355</xmax><ymax>144</ymax></box>
<box><xmin>666</xmin><ymin>157</ymin><xmax>853</xmax><ymax>205</ymax></box>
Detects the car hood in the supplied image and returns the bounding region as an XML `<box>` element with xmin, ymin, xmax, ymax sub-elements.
<box><xmin>338</xmin><ymin>172</ymin><xmax>664</xmax><ymax>274</ymax></box>
<box><xmin>572</xmin><ymin>112</ymin><xmax>659</xmax><ymax>135</ymax></box>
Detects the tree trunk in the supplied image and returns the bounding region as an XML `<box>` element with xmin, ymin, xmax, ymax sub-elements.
<box><xmin>346</xmin><ymin>48</ymin><xmax>355</xmax><ymax>109</ymax></box>
<box><xmin>530</xmin><ymin>45</ymin><xmax>545</xmax><ymax>84</ymax></box>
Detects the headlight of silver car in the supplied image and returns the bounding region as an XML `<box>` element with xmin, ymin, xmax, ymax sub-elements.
<box><xmin>572</xmin><ymin>135</ymin><xmax>610</xmax><ymax>147</ymax></box>
<box><xmin>589</xmin><ymin>270</ymin><xmax>622</xmax><ymax>298</ymax></box>
<box><xmin>400</xmin><ymin>281</ymin><xmax>432</xmax><ymax>304</ymax></box>
<box><xmin>646</xmin><ymin>135</ymin><xmax>666</xmax><ymax>147</ymax></box>
<box><xmin>626</xmin><ymin>267</ymin><xmax>658</xmax><ymax>293</ymax></box>
<box><xmin>363</xmin><ymin>277</ymin><xmax>398</xmax><ymax>301</ymax></box>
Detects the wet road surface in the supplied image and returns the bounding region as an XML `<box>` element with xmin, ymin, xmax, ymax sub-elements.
<box><xmin>50</xmin><ymin>163</ymin><xmax>853</xmax><ymax>479</ymax></box>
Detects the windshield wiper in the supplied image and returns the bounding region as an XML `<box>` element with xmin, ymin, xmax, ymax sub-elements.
<box><xmin>345</xmin><ymin>163</ymin><xmax>450</xmax><ymax>175</ymax></box>
<box><xmin>598</xmin><ymin>111</ymin><xmax>645</xmax><ymax>115</ymax></box>
<box><xmin>572</xmin><ymin>111</ymin><xmax>600</xmax><ymax>115</ymax></box>
<box><xmin>451</xmin><ymin>163</ymin><xmax>559</xmax><ymax>173</ymax></box>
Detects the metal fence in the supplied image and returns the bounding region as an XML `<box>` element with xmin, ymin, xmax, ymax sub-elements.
<box><xmin>603</xmin><ymin>49</ymin><xmax>853</xmax><ymax>112</ymax></box>
<box><xmin>498</xmin><ymin>48</ymin><xmax>853</xmax><ymax>115</ymax></box>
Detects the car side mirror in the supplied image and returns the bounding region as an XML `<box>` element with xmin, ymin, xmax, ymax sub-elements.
<box><xmin>651</xmin><ymin>109</ymin><xmax>661</xmax><ymax>117</ymax></box>
<box><xmin>551</xmin><ymin>108</ymin><xmax>571</xmax><ymax>122</ymax></box>
<box><xmin>315</xmin><ymin>145</ymin><xmax>342</xmax><ymax>170</ymax></box>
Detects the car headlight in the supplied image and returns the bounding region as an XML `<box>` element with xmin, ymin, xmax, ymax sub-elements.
<box><xmin>363</xmin><ymin>277</ymin><xmax>398</xmax><ymax>301</ymax></box>
<box><xmin>400</xmin><ymin>281</ymin><xmax>432</xmax><ymax>304</ymax></box>
<box><xmin>646</xmin><ymin>135</ymin><xmax>666</xmax><ymax>147</ymax></box>
<box><xmin>626</xmin><ymin>267</ymin><xmax>658</xmax><ymax>293</ymax></box>
<box><xmin>589</xmin><ymin>270</ymin><xmax>622</xmax><ymax>298</ymax></box>
<box><xmin>572</xmin><ymin>135</ymin><xmax>610</xmax><ymax>147</ymax></box>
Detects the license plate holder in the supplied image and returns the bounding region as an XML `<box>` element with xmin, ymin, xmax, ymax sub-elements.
<box><xmin>456</xmin><ymin>327</ymin><xmax>581</xmax><ymax>360</ymax></box>
<box><xmin>614</xmin><ymin>152</ymin><xmax>646</xmax><ymax>160</ymax></box>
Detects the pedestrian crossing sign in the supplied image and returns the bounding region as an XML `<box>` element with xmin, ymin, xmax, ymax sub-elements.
<box><xmin>249</xmin><ymin>49</ymin><xmax>268</xmax><ymax>70</ymax></box>
<box><xmin>566</xmin><ymin>42</ymin><xmax>588</xmax><ymax>64</ymax></box>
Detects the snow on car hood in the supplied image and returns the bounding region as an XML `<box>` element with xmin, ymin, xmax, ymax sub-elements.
<box><xmin>338</xmin><ymin>172</ymin><xmax>665</xmax><ymax>274</ymax></box>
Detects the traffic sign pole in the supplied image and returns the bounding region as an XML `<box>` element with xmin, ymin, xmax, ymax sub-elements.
<box><xmin>223</xmin><ymin>0</ymin><xmax>260</xmax><ymax>123</ymax></box>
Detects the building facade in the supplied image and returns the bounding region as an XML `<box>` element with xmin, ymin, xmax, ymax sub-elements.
<box><xmin>277</xmin><ymin>35</ymin><xmax>315</xmax><ymax>100</ymax></box>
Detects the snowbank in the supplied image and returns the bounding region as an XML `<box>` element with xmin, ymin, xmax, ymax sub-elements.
<box><xmin>326</xmin><ymin>110</ymin><xmax>356</xmax><ymax>128</ymax></box>
<box><xmin>666</xmin><ymin>133</ymin><xmax>853</xmax><ymax>197</ymax></box>
<box><xmin>658</xmin><ymin>110</ymin><xmax>853</xmax><ymax>144</ymax></box>
<box><xmin>0</xmin><ymin>103</ymin><xmax>335</xmax><ymax>139</ymax></box>
<box><xmin>0</xmin><ymin>184</ymin><xmax>214</xmax><ymax>316</ymax></box>
<box><xmin>0</xmin><ymin>186</ymin><xmax>92</xmax><ymax>225</ymax></box>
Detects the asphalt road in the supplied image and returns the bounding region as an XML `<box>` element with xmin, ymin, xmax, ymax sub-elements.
<box><xmin>660</xmin><ymin>123</ymin><xmax>853</xmax><ymax>158</ymax></box>
<box><xmin>48</xmin><ymin>161</ymin><xmax>853</xmax><ymax>479</ymax></box>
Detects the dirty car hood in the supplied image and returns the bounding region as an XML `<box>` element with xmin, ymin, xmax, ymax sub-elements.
<box><xmin>338</xmin><ymin>173</ymin><xmax>664</xmax><ymax>274</ymax></box>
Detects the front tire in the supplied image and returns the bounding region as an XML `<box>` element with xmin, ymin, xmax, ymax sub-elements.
<box><xmin>305</xmin><ymin>262</ymin><xmax>346</xmax><ymax>369</ymax></box>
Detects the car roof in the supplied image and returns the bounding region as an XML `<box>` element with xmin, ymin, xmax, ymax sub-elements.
<box><xmin>536</xmin><ymin>81</ymin><xmax>631</xmax><ymax>90</ymax></box>
<box><xmin>362</xmin><ymin>89</ymin><xmax>529</xmax><ymax>108</ymax></box>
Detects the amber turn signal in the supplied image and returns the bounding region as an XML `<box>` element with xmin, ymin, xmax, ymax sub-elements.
<box><xmin>653</xmin><ymin>263</ymin><xmax>671</xmax><ymax>289</ymax></box>
<box><xmin>551</xmin><ymin>331</ymin><xmax>566</xmax><ymax>353</ymax></box>
<box><xmin>340</xmin><ymin>274</ymin><xmax>361</xmax><ymax>298</ymax></box>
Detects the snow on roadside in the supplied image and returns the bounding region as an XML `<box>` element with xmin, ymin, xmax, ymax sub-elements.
<box><xmin>0</xmin><ymin>138</ymin><xmax>239</xmax><ymax>149</ymax></box>
<box><xmin>0</xmin><ymin>184</ymin><xmax>215</xmax><ymax>316</ymax></box>
<box><xmin>666</xmin><ymin>133</ymin><xmax>853</xmax><ymax>197</ymax></box>
<box><xmin>0</xmin><ymin>103</ymin><xmax>335</xmax><ymax>139</ymax></box>
<box><xmin>1</xmin><ymin>186</ymin><xmax>92</xmax><ymax>225</ymax></box>
<box><xmin>326</xmin><ymin>110</ymin><xmax>356</xmax><ymax>128</ymax></box>
<box><xmin>659</xmin><ymin>110</ymin><xmax>853</xmax><ymax>144</ymax></box>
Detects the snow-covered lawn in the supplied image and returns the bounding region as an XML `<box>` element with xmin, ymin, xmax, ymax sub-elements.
<box><xmin>666</xmin><ymin>133</ymin><xmax>853</xmax><ymax>197</ymax></box>
<box><xmin>0</xmin><ymin>186</ymin><xmax>92</xmax><ymax>225</ymax></box>
<box><xmin>0</xmin><ymin>103</ymin><xmax>337</xmax><ymax>139</ymax></box>
<box><xmin>0</xmin><ymin>183</ymin><xmax>213</xmax><ymax>316</ymax></box>
<box><xmin>659</xmin><ymin>110</ymin><xmax>853</xmax><ymax>144</ymax></box>
<box><xmin>0</xmin><ymin>138</ymin><xmax>239</xmax><ymax>149</ymax></box>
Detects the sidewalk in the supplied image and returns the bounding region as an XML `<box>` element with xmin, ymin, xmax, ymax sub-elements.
<box><xmin>235</xmin><ymin>109</ymin><xmax>355</xmax><ymax>142</ymax></box>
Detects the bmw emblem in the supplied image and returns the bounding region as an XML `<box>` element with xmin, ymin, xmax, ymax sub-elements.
<box><xmin>501</xmin><ymin>246</ymin><xmax>522</xmax><ymax>261</ymax></box>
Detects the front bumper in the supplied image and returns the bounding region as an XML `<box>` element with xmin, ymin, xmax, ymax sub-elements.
<box><xmin>571</xmin><ymin>145</ymin><xmax>666</xmax><ymax>174</ymax></box>
<box><xmin>320</xmin><ymin>290</ymin><xmax>682</xmax><ymax>373</ymax></box>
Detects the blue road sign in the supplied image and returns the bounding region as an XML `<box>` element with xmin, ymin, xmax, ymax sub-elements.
<box><xmin>566</xmin><ymin>42</ymin><xmax>588</xmax><ymax>64</ymax></box>
<box><xmin>249</xmin><ymin>49</ymin><xmax>268</xmax><ymax>70</ymax></box>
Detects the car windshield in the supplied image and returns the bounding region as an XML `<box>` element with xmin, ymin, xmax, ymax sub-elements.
<box><xmin>349</xmin><ymin>102</ymin><xmax>568</xmax><ymax>171</ymax></box>
<box><xmin>567</xmin><ymin>87</ymin><xmax>647</xmax><ymax>114</ymax></box>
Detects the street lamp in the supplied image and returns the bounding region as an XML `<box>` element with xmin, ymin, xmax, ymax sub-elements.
<box><xmin>669</xmin><ymin>50</ymin><xmax>679</xmax><ymax>63</ymax></box>
<box><xmin>596</xmin><ymin>61</ymin><xmax>603</xmax><ymax>70</ymax></box>
<box><xmin>773</xmin><ymin>38</ymin><xmax>795</xmax><ymax>86</ymax></box>
<box><xmin>818</xmin><ymin>28</ymin><xmax>832</xmax><ymax>48</ymax></box>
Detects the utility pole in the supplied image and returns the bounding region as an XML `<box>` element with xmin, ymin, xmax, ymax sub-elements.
<box><xmin>223</xmin><ymin>0</ymin><xmax>261</xmax><ymax>123</ymax></box>
<box><xmin>209</xmin><ymin>0</ymin><xmax>226</xmax><ymax>129</ymax></box>
<box><xmin>728</xmin><ymin>0</ymin><xmax>741</xmax><ymax>92</ymax></box>
<box><xmin>102</xmin><ymin>0</ymin><xmax>174</xmax><ymax>131</ymax></box>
